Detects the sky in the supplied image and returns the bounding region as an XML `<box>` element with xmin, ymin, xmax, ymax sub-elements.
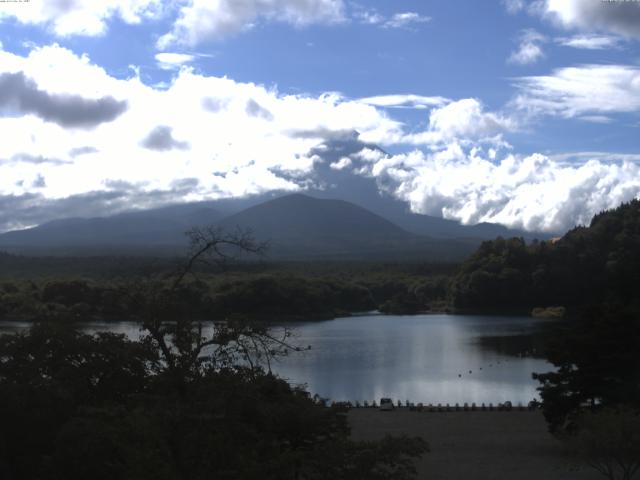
<box><xmin>0</xmin><ymin>0</ymin><xmax>639</xmax><ymax>234</ymax></box>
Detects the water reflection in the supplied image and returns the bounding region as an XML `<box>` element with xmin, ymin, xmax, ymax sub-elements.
<box><xmin>272</xmin><ymin>314</ymin><xmax>553</xmax><ymax>404</ymax></box>
<box><xmin>0</xmin><ymin>314</ymin><xmax>553</xmax><ymax>404</ymax></box>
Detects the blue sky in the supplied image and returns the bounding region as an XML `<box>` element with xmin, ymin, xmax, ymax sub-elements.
<box><xmin>0</xmin><ymin>0</ymin><xmax>639</xmax><ymax>233</ymax></box>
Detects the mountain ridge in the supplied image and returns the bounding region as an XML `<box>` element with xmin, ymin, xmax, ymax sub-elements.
<box><xmin>0</xmin><ymin>193</ymin><xmax>543</xmax><ymax>260</ymax></box>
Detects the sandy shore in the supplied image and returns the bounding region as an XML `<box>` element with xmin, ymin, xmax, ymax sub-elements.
<box><xmin>349</xmin><ymin>409</ymin><xmax>601</xmax><ymax>480</ymax></box>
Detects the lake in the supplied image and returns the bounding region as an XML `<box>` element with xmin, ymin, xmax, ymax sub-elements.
<box><xmin>0</xmin><ymin>313</ymin><xmax>553</xmax><ymax>405</ymax></box>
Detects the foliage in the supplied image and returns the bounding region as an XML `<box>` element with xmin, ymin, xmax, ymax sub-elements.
<box><xmin>0</xmin><ymin>325</ymin><xmax>428</xmax><ymax>479</ymax></box>
<box><xmin>0</xmin><ymin>265</ymin><xmax>454</xmax><ymax>323</ymax></box>
<box><xmin>564</xmin><ymin>407</ymin><xmax>640</xmax><ymax>480</ymax></box>
<box><xmin>533</xmin><ymin>305</ymin><xmax>640</xmax><ymax>432</ymax></box>
<box><xmin>450</xmin><ymin>200</ymin><xmax>640</xmax><ymax>311</ymax></box>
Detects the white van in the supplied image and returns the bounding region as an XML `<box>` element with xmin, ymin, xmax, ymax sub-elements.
<box><xmin>379</xmin><ymin>398</ymin><xmax>394</xmax><ymax>411</ymax></box>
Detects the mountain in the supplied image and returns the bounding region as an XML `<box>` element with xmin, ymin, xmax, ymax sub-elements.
<box><xmin>217</xmin><ymin>194</ymin><xmax>478</xmax><ymax>260</ymax></box>
<box><xmin>218</xmin><ymin>194</ymin><xmax>409</xmax><ymax>259</ymax></box>
<box><xmin>0</xmin><ymin>208</ymin><xmax>221</xmax><ymax>251</ymax></box>
<box><xmin>220</xmin><ymin>193</ymin><xmax>407</xmax><ymax>240</ymax></box>
<box><xmin>0</xmin><ymin>194</ymin><xmax>478</xmax><ymax>260</ymax></box>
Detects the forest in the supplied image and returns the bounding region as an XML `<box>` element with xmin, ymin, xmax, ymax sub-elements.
<box><xmin>450</xmin><ymin>199</ymin><xmax>640</xmax><ymax>314</ymax></box>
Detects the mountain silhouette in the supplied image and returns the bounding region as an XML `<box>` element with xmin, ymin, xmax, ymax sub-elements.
<box><xmin>0</xmin><ymin>193</ymin><xmax>479</xmax><ymax>260</ymax></box>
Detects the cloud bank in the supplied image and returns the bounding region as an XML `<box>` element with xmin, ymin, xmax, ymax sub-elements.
<box><xmin>340</xmin><ymin>145</ymin><xmax>640</xmax><ymax>233</ymax></box>
<box><xmin>0</xmin><ymin>44</ymin><xmax>639</xmax><ymax>234</ymax></box>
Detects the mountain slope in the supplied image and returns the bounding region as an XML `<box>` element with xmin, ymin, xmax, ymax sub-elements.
<box><xmin>0</xmin><ymin>193</ymin><xmax>478</xmax><ymax>260</ymax></box>
<box><xmin>0</xmin><ymin>207</ymin><xmax>222</xmax><ymax>248</ymax></box>
<box><xmin>218</xmin><ymin>194</ymin><xmax>476</xmax><ymax>260</ymax></box>
<box><xmin>220</xmin><ymin>194</ymin><xmax>407</xmax><ymax>239</ymax></box>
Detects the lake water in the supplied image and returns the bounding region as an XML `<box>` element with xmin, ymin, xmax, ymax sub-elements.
<box><xmin>0</xmin><ymin>314</ymin><xmax>553</xmax><ymax>405</ymax></box>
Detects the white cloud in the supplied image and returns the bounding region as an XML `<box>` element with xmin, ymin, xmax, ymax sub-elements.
<box><xmin>0</xmin><ymin>44</ymin><xmax>405</xmax><ymax>231</ymax></box>
<box><xmin>508</xmin><ymin>29</ymin><xmax>546</xmax><ymax>65</ymax></box>
<box><xmin>330</xmin><ymin>157</ymin><xmax>352</xmax><ymax>170</ymax></box>
<box><xmin>384</xmin><ymin>12</ymin><xmax>431</xmax><ymax>29</ymax></box>
<box><xmin>350</xmin><ymin>5</ymin><xmax>430</xmax><ymax>29</ymax></box>
<box><xmin>403</xmin><ymin>98</ymin><xmax>516</xmax><ymax>146</ymax></box>
<box><xmin>578</xmin><ymin>115</ymin><xmax>614</xmax><ymax>124</ymax></box>
<box><xmin>503</xmin><ymin>0</ymin><xmax>526</xmax><ymax>14</ymax></box>
<box><xmin>158</xmin><ymin>0</ymin><xmax>346</xmax><ymax>49</ymax></box>
<box><xmin>1</xmin><ymin>45</ymin><xmax>638</xmax><ymax>235</ymax></box>
<box><xmin>544</xmin><ymin>0</ymin><xmax>640</xmax><ymax>38</ymax></box>
<box><xmin>513</xmin><ymin>64</ymin><xmax>640</xmax><ymax>118</ymax></box>
<box><xmin>0</xmin><ymin>0</ymin><xmax>164</xmax><ymax>37</ymax></box>
<box><xmin>352</xmin><ymin>7</ymin><xmax>385</xmax><ymax>25</ymax></box>
<box><xmin>358</xmin><ymin>94</ymin><xmax>449</xmax><ymax>109</ymax></box>
<box><xmin>362</xmin><ymin>146</ymin><xmax>640</xmax><ymax>233</ymax></box>
<box><xmin>556</xmin><ymin>34</ymin><xmax>621</xmax><ymax>49</ymax></box>
<box><xmin>154</xmin><ymin>52</ymin><xmax>195</xmax><ymax>70</ymax></box>
<box><xmin>550</xmin><ymin>151</ymin><xmax>640</xmax><ymax>164</ymax></box>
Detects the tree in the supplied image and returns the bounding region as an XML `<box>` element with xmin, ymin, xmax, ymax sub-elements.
<box><xmin>564</xmin><ymin>407</ymin><xmax>640</xmax><ymax>480</ymax></box>
<box><xmin>533</xmin><ymin>305</ymin><xmax>640</xmax><ymax>432</ymax></box>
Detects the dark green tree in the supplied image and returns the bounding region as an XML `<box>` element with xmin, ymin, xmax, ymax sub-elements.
<box><xmin>533</xmin><ymin>305</ymin><xmax>640</xmax><ymax>432</ymax></box>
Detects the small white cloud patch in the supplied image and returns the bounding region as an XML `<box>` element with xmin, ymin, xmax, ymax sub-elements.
<box><xmin>155</xmin><ymin>53</ymin><xmax>196</xmax><ymax>70</ymax></box>
<box><xmin>556</xmin><ymin>34</ymin><xmax>621</xmax><ymax>50</ymax></box>
<box><xmin>384</xmin><ymin>12</ymin><xmax>431</xmax><ymax>29</ymax></box>
<box><xmin>330</xmin><ymin>157</ymin><xmax>352</xmax><ymax>170</ymax></box>
<box><xmin>508</xmin><ymin>30</ymin><xmax>546</xmax><ymax>65</ymax></box>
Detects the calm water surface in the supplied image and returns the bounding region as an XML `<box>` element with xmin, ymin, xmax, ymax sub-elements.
<box><xmin>0</xmin><ymin>314</ymin><xmax>553</xmax><ymax>404</ymax></box>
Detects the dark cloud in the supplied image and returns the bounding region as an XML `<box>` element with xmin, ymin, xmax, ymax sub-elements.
<box><xmin>245</xmin><ymin>99</ymin><xmax>274</xmax><ymax>120</ymax></box>
<box><xmin>140</xmin><ymin>125</ymin><xmax>190</xmax><ymax>151</ymax></box>
<box><xmin>0</xmin><ymin>72</ymin><xmax>128</xmax><ymax>128</ymax></box>
<box><xmin>69</xmin><ymin>146</ymin><xmax>99</xmax><ymax>157</ymax></box>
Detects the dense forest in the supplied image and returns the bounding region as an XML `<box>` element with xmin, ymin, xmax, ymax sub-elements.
<box><xmin>0</xmin><ymin>260</ymin><xmax>454</xmax><ymax>323</ymax></box>
<box><xmin>450</xmin><ymin>200</ymin><xmax>640</xmax><ymax>313</ymax></box>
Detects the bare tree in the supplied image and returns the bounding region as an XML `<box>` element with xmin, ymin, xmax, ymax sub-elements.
<box><xmin>123</xmin><ymin>226</ymin><xmax>301</xmax><ymax>389</ymax></box>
